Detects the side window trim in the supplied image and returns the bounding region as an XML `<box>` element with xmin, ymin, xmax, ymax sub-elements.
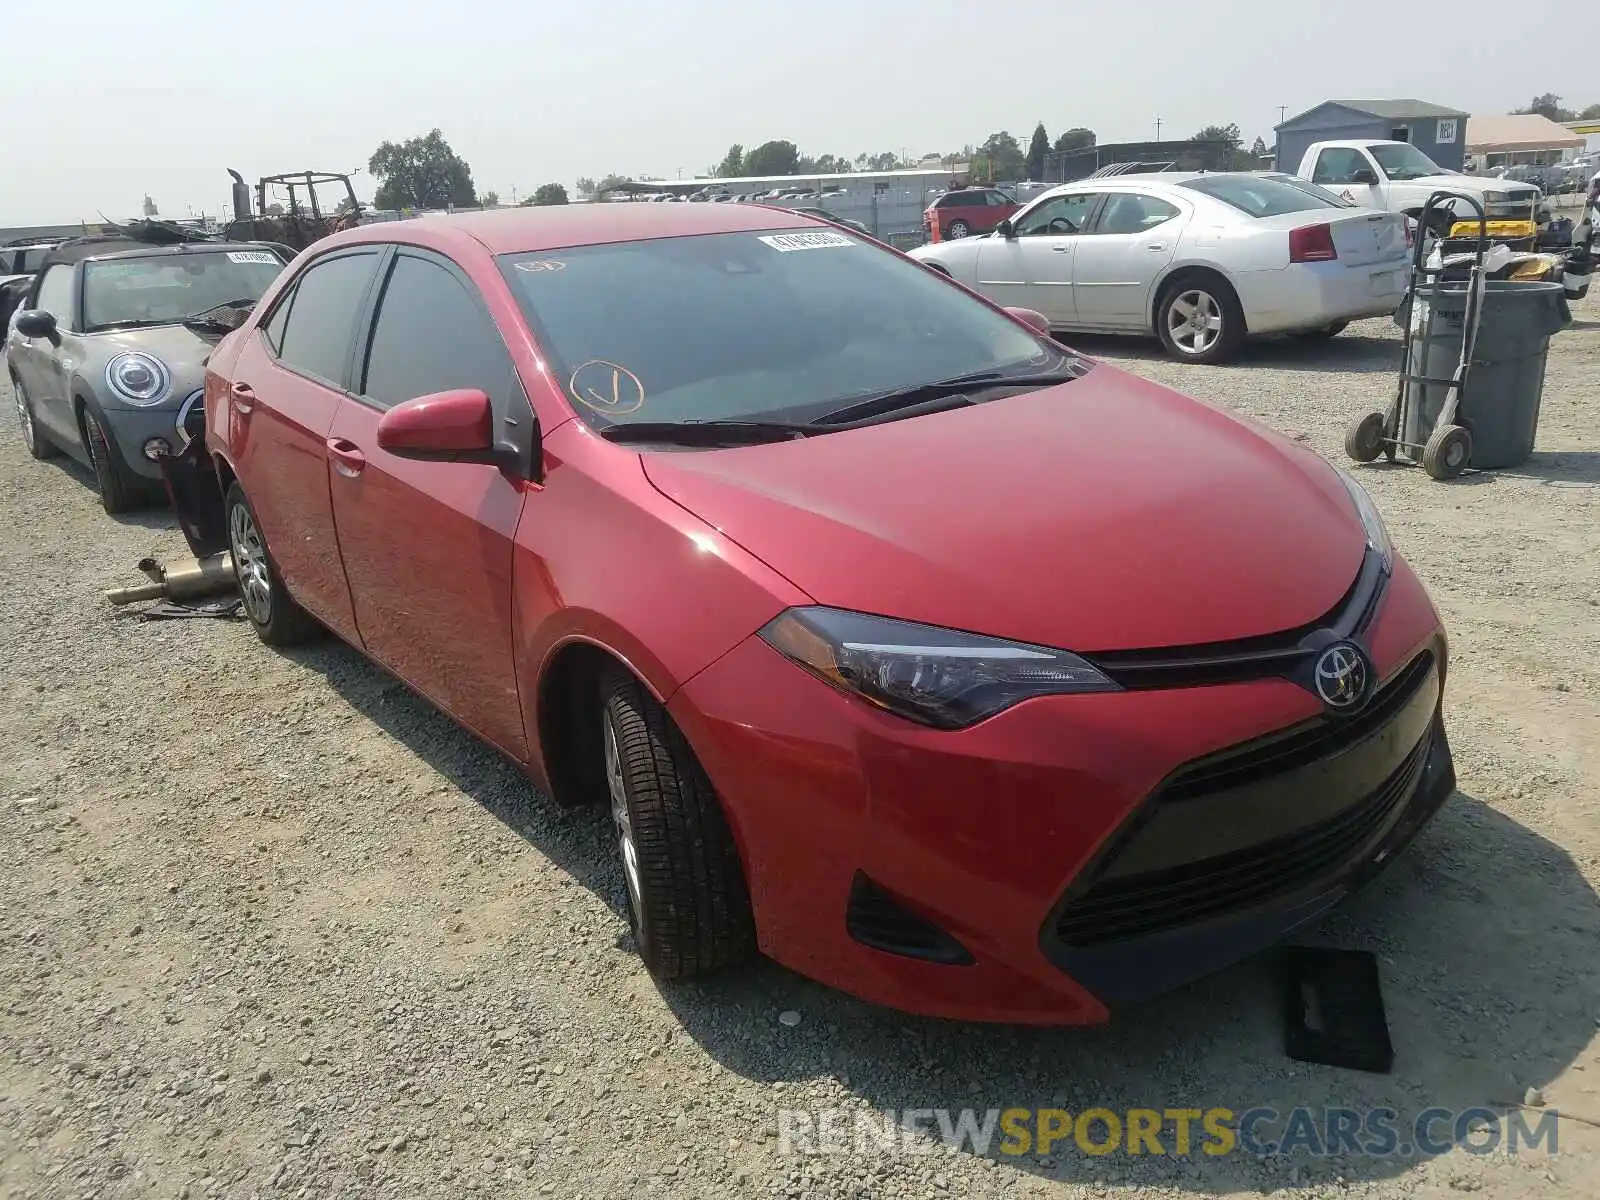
<box><xmin>353</xmin><ymin>246</ymin><xmax>514</xmax><ymax>412</ymax></box>
<box><xmin>265</xmin><ymin>245</ymin><xmax>391</xmax><ymax>393</ymax></box>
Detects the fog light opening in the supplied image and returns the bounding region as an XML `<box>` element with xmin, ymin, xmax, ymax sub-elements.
<box><xmin>142</xmin><ymin>437</ymin><xmax>172</xmax><ymax>461</ymax></box>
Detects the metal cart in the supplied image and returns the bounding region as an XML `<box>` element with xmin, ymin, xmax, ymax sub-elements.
<box><xmin>1344</xmin><ymin>191</ymin><xmax>1489</xmax><ymax>481</ymax></box>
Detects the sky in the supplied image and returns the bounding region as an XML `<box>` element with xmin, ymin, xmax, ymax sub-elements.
<box><xmin>1</xmin><ymin>0</ymin><xmax>1590</xmax><ymax>226</ymax></box>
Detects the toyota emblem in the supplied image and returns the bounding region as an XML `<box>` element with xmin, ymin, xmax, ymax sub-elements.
<box><xmin>1314</xmin><ymin>643</ymin><xmax>1371</xmax><ymax>714</ymax></box>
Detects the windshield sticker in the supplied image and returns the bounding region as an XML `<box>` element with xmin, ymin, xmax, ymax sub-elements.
<box><xmin>514</xmin><ymin>260</ymin><xmax>566</xmax><ymax>273</ymax></box>
<box><xmin>758</xmin><ymin>231</ymin><xmax>854</xmax><ymax>253</ymax></box>
<box><xmin>226</xmin><ymin>251</ymin><xmax>280</xmax><ymax>265</ymax></box>
<box><xmin>569</xmin><ymin>360</ymin><xmax>645</xmax><ymax>416</ymax></box>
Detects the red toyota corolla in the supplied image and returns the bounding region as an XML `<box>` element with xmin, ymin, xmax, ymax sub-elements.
<box><xmin>196</xmin><ymin>203</ymin><xmax>1454</xmax><ymax>1024</ymax></box>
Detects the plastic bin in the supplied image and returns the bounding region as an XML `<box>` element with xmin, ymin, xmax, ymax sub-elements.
<box><xmin>1397</xmin><ymin>279</ymin><xmax>1571</xmax><ymax>470</ymax></box>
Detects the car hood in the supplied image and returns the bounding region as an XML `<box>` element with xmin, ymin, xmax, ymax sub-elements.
<box><xmin>640</xmin><ymin>365</ymin><xmax>1367</xmax><ymax>653</ymax></box>
<box><xmin>1412</xmin><ymin>174</ymin><xmax>1539</xmax><ymax>197</ymax></box>
<box><xmin>81</xmin><ymin>323</ymin><xmax>222</xmax><ymax>397</ymax></box>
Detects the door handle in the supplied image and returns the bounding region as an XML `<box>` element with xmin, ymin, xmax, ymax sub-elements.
<box><xmin>326</xmin><ymin>437</ymin><xmax>366</xmax><ymax>478</ymax></box>
<box><xmin>1146</xmin><ymin>243</ymin><xmax>1167</xmax><ymax>251</ymax></box>
<box><xmin>230</xmin><ymin>381</ymin><xmax>256</xmax><ymax>415</ymax></box>
<box><xmin>1051</xmin><ymin>245</ymin><xmax>1071</xmax><ymax>252</ymax></box>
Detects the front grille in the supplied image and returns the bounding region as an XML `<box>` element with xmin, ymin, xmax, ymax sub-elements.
<box><xmin>1049</xmin><ymin>651</ymin><xmax>1436</xmax><ymax>948</ymax></box>
<box><xmin>1054</xmin><ymin>732</ymin><xmax>1429</xmax><ymax>946</ymax></box>
<box><xmin>1163</xmin><ymin>651</ymin><xmax>1433</xmax><ymax>803</ymax></box>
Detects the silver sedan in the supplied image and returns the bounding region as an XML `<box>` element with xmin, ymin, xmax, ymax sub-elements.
<box><xmin>910</xmin><ymin>172</ymin><xmax>1410</xmax><ymax>364</ymax></box>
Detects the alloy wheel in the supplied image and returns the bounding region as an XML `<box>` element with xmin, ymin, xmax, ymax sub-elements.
<box><xmin>604</xmin><ymin>713</ymin><xmax>643</xmax><ymax>917</ymax></box>
<box><xmin>14</xmin><ymin>384</ymin><xmax>35</xmax><ymax>453</ymax></box>
<box><xmin>229</xmin><ymin>501</ymin><xmax>273</xmax><ymax>624</ymax></box>
<box><xmin>1166</xmin><ymin>288</ymin><xmax>1224</xmax><ymax>356</ymax></box>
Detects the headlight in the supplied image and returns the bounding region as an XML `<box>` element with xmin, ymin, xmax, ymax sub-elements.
<box><xmin>760</xmin><ymin>606</ymin><xmax>1117</xmax><ymax>730</ymax></box>
<box><xmin>1337</xmin><ymin>469</ymin><xmax>1393</xmax><ymax>571</ymax></box>
<box><xmin>105</xmin><ymin>352</ymin><xmax>171</xmax><ymax>406</ymax></box>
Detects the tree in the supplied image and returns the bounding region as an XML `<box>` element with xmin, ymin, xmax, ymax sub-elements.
<box><xmin>857</xmin><ymin>151</ymin><xmax>903</xmax><ymax>172</ymax></box>
<box><xmin>595</xmin><ymin>174</ymin><xmax>634</xmax><ymax>195</ymax></box>
<box><xmin>1025</xmin><ymin>123</ymin><xmax>1050</xmax><ymax>180</ymax></box>
<box><xmin>715</xmin><ymin>145</ymin><xmax>744</xmax><ymax>177</ymax></box>
<box><xmin>1582</xmin><ymin>103</ymin><xmax>1600</xmax><ymax>120</ymax></box>
<box><xmin>1193</xmin><ymin>123</ymin><xmax>1242</xmax><ymax>148</ymax></box>
<box><xmin>575</xmin><ymin>176</ymin><xmax>598</xmax><ymax>197</ymax></box>
<box><xmin>1249</xmin><ymin>136</ymin><xmax>1268</xmax><ymax>159</ymax></box>
<box><xmin>530</xmin><ymin>183</ymin><xmax>568</xmax><ymax>206</ymax></box>
<box><xmin>480</xmin><ymin>190</ymin><xmax>500</xmax><ymax>208</ymax></box>
<box><xmin>797</xmin><ymin>153</ymin><xmax>852</xmax><ymax>175</ymax></box>
<box><xmin>1053</xmin><ymin>127</ymin><xmax>1096</xmax><ymax>154</ymax></box>
<box><xmin>1514</xmin><ymin>94</ymin><xmax>1576</xmax><ymax>122</ymax></box>
<box><xmin>743</xmin><ymin>140</ymin><xmax>800</xmax><ymax>176</ymax></box>
<box><xmin>368</xmin><ymin>129</ymin><xmax>478</xmax><ymax>210</ymax></box>
<box><xmin>970</xmin><ymin>132</ymin><xmax>1026</xmax><ymax>183</ymax></box>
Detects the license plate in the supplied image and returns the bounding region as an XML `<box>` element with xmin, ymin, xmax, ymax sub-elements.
<box><xmin>1368</xmin><ymin>269</ymin><xmax>1402</xmax><ymax>295</ymax></box>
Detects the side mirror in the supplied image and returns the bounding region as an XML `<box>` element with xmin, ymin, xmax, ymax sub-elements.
<box><xmin>994</xmin><ymin>218</ymin><xmax>1015</xmax><ymax>239</ymax></box>
<box><xmin>1004</xmin><ymin>306</ymin><xmax>1051</xmax><ymax>336</ymax></box>
<box><xmin>376</xmin><ymin>388</ymin><xmax>498</xmax><ymax>463</ymax></box>
<box><xmin>13</xmin><ymin>310</ymin><xmax>58</xmax><ymax>339</ymax></box>
<box><xmin>1352</xmin><ymin>168</ymin><xmax>1379</xmax><ymax>185</ymax></box>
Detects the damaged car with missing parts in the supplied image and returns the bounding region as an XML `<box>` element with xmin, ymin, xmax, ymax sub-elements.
<box><xmin>158</xmin><ymin>205</ymin><xmax>1456</xmax><ymax>1023</ymax></box>
<box><xmin>6</xmin><ymin>230</ymin><xmax>289</xmax><ymax>513</ymax></box>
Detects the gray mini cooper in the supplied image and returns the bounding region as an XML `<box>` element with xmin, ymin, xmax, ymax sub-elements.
<box><xmin>6</xmin><ymin>237</ymin><xmax>289</xmax><ymax>513</ymax></box>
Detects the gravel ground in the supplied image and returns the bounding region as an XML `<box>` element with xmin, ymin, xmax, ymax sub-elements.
<box><xmin>2</xmin><ymin>289</ymin><xmax>1598</xmax><ymax>1200</ymax></box>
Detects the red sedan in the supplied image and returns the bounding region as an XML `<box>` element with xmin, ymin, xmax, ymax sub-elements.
<box><xmin>197</xmin><ymin>204</ymin><xmax>1455</xmax><ymax>1024</ymax></box>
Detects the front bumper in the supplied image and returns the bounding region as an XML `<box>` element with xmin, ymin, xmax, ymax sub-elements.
<box><xmin>669</xmin><ymin>557</ymin><xmax>1452</xmax><ymax>1024</ymax></box>
<box><xmin>98</xmin><ymin>390</ymin><xmax>204</xmax><ymax>481</ymax></box>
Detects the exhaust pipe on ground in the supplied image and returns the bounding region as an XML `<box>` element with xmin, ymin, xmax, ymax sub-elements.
<box><xmin>105</xmin><ymin>552</ymin><xmax>236</xmax><ymax>606</ymax></box>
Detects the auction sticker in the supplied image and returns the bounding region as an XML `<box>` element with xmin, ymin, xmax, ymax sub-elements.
<box><xmin>227</xmin><ymin>251</ymin><xmax>280</xmax><ymax>265</ymax></box>
<box><xmin>758</xmin><ymin>230</ymin><xmax>854</xmax><ymax>252</ymax></box>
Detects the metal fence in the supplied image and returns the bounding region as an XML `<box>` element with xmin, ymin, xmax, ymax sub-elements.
<box><xmin>1042</xmin><ymin>139</ymin><xmax>1235</xmax><ymax>184</ymax></box>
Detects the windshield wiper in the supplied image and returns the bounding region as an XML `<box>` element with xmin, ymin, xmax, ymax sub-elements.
<box><xmin>87</xmin><ymin>318</ymin><xmax>174</xmax><ymax>332</ymax></box>
<box><xmin>815</xmin><ymin>366</ymin><xmax>1086</xmax><ymax>426</ymax></box>
<box><xmin>599</xmin><ymin>419</ymin><xmax>819</xmax><ymax>446</ymax></box>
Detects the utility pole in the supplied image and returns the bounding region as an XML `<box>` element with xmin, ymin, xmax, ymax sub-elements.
<box><xmin>1276</xmin><ymin>105</ymin><xmax>1287</xmax><ymax>126</ymax></box>
<box><xmin>1154</xmin><ymin>116</ymin><xmax>1162</xmax><ymax>143</ymax></box>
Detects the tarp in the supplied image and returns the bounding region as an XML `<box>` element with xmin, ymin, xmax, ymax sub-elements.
<box><xmin>1466</xmin><ymin>115</ymin><xmax>1585</xmax><ymax>154</ymax></box>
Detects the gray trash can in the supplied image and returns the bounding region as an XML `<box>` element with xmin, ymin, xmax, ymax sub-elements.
<box><xmin>1395</xmin><ymin>279</ymin><xmax>1571</xmax><ymax>470</ymax></box>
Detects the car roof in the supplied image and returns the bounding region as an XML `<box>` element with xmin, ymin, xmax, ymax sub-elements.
<box><xmin>78</xmin><ymin>241</ymin><xmax>281</xmax><ymax>264</ymax></box>
<box><xmin>360</xmin><ymin>203</ymin><xmax>825</xmax><ymax>256</ymax></box>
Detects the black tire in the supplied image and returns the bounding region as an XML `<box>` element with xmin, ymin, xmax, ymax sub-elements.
<box><xmin>945</xmin><ymin>219</ymin><xmax>970</xmax><ymax>239</ymax></box>
<box><xmin>1344</xmin><ymin>411</ymin><xmax>1388</xmax><ymax>463</ymax></box>
<box><xmin>225</xmin><ymin>481</ymin><xmax>321</xmax><ymax>646</ymax></box>
<box><xmin>1154</xmin><ymin>273</ymin><xmax>1246</xmax><ymax>364</ymax></box>
<box><xmin>1293</xmin><ymin>321</ymin><xmax>1349</xmax><ymax>340</ymax></box>
<box><xmin>600</xmin><ymin>668</ymin><xmax>755</xmax><ymax>980</ymax></box>
<box><xmin>12</xmin><ymin>375</ymin><xmax>58</xmax><ymax>460</ymax></box>
<box><xmin>81</xmin><ymin>408</ymin><xmax>139</xmax><ymax>514</ymax></box>
<box><xmin>1422</xmin><ymin>423</ymin><xmax>1472</xmax><ymax>480</ymax></box>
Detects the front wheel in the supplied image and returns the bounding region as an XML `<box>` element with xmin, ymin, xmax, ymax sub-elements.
<box><xmin>81</xmin><ymin>409</ymin><xmax>139</xmax><ymax>514</ymax></box>
<box><xmin>1422</xmin><ymin>423</ymin><xmax>1472</xmax><ymax>480</ymax></box>
<box><xmin>225</xmin><ymin>482</ymin><xmax>321</xmax><ymax>646</ymax></box>
<box><xmin>600</xmin><ymin>668</ymin><xmax>755</xmax><ymax>981</ymax></box>
<box><xmin>1155</xmin><ymin>277</ymin><xmax>1245</xmax><ymax>364</ymax></box>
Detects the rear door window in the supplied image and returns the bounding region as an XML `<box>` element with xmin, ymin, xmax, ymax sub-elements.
<box><xmin>274</xmin><ymin>251</ymin><xmax>382</xmax><ymax>386</ymax></box>
<box><xmin>359</xmin><ymin>253</ymin><xmax>514</xmax><ymax>410</ymax></box>
<box><xmin>1092</xmin><ymin>194</ymin><xmax>1181</xmax><ymax>235</ymax></box>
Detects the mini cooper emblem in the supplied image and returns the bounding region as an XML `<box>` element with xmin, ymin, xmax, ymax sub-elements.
<box><xmin>1314</xmin><ymin>642</ymin><xmax>1371</xmax><ymax>713</ymax></box>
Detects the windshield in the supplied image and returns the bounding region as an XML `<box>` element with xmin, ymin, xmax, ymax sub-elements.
<box><xmin>82</xmin><ymin>249</ymin><xmax>284</xmax><ymax>331</ymax></box>
<box><xmin>1369</xmin><ymin>143</ymin><xmax>1445</xmax><ymax>181</ymax></box>
<box><xmin>1180</xmin><ymin>174</ymin><xmax>1343</xmax><ymax>217</ymax></box>
<box><xmin>499</xmin><ymin>228</ymin><xmax>1074</xmax><ymax>429</ymax></box>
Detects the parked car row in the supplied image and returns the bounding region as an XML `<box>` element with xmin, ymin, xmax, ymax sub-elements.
<box><xmin>911</xmin><ymin>170</ymin><xmax>1412</xmax><ymax>363</ymax></box>
<box><xmin>5</xmin><ymin>201</ymin><xmax>1456</xmax><ymax>1025</ymax></box>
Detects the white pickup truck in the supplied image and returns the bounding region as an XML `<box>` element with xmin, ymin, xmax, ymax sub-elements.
<box><xmin>1293</xmin><ymin>140</ymin><xmax>1545</xmax><ymax>236</ymax></box>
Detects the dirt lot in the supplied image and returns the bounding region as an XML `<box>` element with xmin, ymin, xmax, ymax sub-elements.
<box><xmin>3</xmin><ymin>292</ymin><xmax>1598</xmax><ymax>1200</ymax></box>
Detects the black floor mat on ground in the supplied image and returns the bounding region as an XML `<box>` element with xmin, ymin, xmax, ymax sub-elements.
<box><xmin>1281</xmin><ymin>946</ymin><xmax>1394</xmax><ymax>1074</ymax></box>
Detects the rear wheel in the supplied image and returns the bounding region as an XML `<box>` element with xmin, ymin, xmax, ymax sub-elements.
<box><xmin>1155</xmin><ymin>275</ymin><xmax>1246</xmax><ymax>364</ymax></box>
<box><xmin>12</xmin><ymin>376</ymin><xmax>57</xmax><ymax>460</ymax></box>
<box><xmin>81</xmin><ymin>409</ymin><xmax>139</xmax><ymax>514</ymax></box>
<box><xmin>600</xmin><ymin>668</ymin><xmax>755</xmax><ymax>980</ymax></box>
<box><xmin>946</xmin><ymin>219</ymin><xmax>970</xmax><ymax>239</ymax></box>
<box><xmin>225</xmin><ymin>481</ymin><xmax>320</xmax><ymax>646</ymax></box>
<box><xmin>1344</xmin><ymin>411</ymin><xmax>1388</xmax><ymax>463</ymax></box>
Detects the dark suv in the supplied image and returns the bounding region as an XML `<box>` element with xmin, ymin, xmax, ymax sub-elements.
<box><xmin>922</xmin><ymin>188</ymin><xmax>1020</xmax><ymax>242</ymax></box>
